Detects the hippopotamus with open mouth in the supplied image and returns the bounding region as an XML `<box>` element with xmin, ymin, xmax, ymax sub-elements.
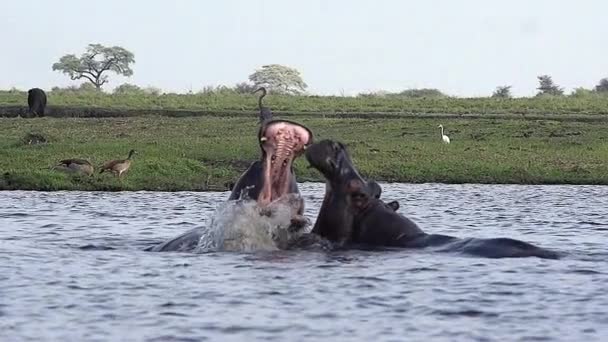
<box><xmin>148</xmin><ymin>120</ymin><xmax>313</xmax><ymax>252</ymax></box>
<box><xmin>305</xmin><ymin>139</ymin><xmax>560</xmax><ymax>259</ymax></box>
<box><xmin>229</xmin><ymin>119</ymin><xmax>312</xmax><ymax>205</ymax></box>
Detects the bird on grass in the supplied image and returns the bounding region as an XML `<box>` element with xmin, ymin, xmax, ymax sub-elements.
<box><xmin>253</xmin><ymin>87</ymin><xmax>273</xmax><ymax>124</ymax></box>
<box><xmin>54</xmin><ymin>158</ymin><xmax>94</xmax><ymax>176</ymax></box>
<box><xmin>438</xmin><ymin>124</ymin><xmax>450</xmax><ymax>144</ymax></box>
<box><xmin>100</xmin><ymin>149</ymin><xmax>137</xmax><ymax>178</ymax></box>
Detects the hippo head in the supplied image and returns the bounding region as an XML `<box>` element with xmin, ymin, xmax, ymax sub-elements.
<box><xmin>305</xmin><ymin>139</ymin><xmax>401</xmax><ymax>211</ymax></box>
<box><xmin>305</xmin><ymin>140</ymin><xmax>379</xmax><ymax>242</ymax></box>
<box><xmin>306</xmin><ymin>140</ymin><xmax>404</xmax><ymax>243</ymax></box>
<box><xmin>256</xmin><ymin>120</ymin><xmax>313</xmax><ymax>206</ymax></box>
<box><xmin>305</xmin><ymin>139</ymin><xmax>375</xmax><ymax>208</ymax></box>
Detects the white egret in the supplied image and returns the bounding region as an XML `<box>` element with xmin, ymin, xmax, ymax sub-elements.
<box><xmin>438</xmin><ymin>124</ymin><xmax>450</xmax><ymax>144</ymax></box>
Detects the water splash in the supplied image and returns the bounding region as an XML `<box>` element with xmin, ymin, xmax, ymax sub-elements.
<box><xmin>195</xmin><ymin>195</ymin><xmax>310</xmax><ymax>253</ymax></box>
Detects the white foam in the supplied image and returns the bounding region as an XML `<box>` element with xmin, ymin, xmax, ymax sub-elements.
<box><xmin>195</xmin><ymin>197</ymin><xmax>310</xmax><ymax>253</ymax></box>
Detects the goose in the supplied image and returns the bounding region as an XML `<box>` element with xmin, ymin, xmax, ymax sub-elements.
<box><xmin>54</xmin><ymin>158</ymin><xmax>94</xmax><ymax>176</ymax></box>
<box><xmin>438</xmin><ymin>124</ymin><xmax>450</xmax><ymax>144</ymax></box>
<box><xmin>100</xmin><ymin>149</ymin><xmax>137</xmax><ymax>178</ymax></box>
<box><xmin>253</xmin><ymin>87</ymin><xmax>273</xmax><ymax>124</ymax></box>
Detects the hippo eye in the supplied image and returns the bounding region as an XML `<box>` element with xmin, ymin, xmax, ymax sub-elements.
<box><xmin>325</xmin><ymin>157</ymin><xmax>337</xmax><ymax>170</ymax></box>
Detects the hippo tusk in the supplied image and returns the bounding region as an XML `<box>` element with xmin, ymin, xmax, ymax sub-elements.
<box><xmin>260</xmin><ymin>137</ymin><xmax>267</xmax><ymax>142</ymax></box>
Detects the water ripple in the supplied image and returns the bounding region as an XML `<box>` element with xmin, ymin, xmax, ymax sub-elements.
<box><xmin>1</xmin><ymin>184</ymin><xmax>608</xmax><ymax>341</ymax></box>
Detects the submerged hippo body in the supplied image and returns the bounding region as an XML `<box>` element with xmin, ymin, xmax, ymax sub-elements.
<box><xmin>305</xmin><ymin>139</ymin><xmax>560</xmax><ymax>259</ymax></box>
<box><xmin>352</xmin><ymin>196</ymin><xmax>559</xmax><ymax>258</ymax></box>
<box><xmin>148</xmin><ymin>120</ymin><xmax>313</xmax><ymax>252</ymax></box>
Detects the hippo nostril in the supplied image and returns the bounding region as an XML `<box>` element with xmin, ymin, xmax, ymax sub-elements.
<box><xmin>351</xmin><ymin>192</ymin><xmax>366</xmax><ymax>200</ymax></box>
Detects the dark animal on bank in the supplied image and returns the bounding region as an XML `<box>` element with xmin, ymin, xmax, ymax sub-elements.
<box><xmin>305</xmin><ymin>139</ymin><xmax>560</xmax><ymax>259</ymax></box>
<box><xmin>228</xmin><ymin>119</ymin><xmax>312</xmax><ymax>205</ymax></box>
<box><xmin>27</xmin><ymin>88</ymin><xmax>47</xmax><ymax>117</ymax></box>
<box><xmin>254</xmin><ymin>87</ymin><xmax>273</xmax><ymax>124</ymax></box>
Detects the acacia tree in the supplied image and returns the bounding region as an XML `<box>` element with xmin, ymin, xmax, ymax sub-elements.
<box><xmin>536</xmin><ymin>75</ymin><xmax>564</xmax><ymax>96</ymax></box>
<box><xmin>492</xmin><ymin>85</ymin><xmax>512</xmax><ymax>98</ymax></box>
<box><xmin>248</xmin><ymin>64</ymin><xmax>308</xmax><ymax>95</ymax></box>
<box><xmin>52</xmin><ymin>44</ymin><xmax>135</xmax><ymax>90</ymax></box>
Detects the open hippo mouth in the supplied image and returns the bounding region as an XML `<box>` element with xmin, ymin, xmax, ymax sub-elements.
<box><xmin>258</xmin><ymin>120</ymin><xmax>312</xmax><ymax>206</ymax></box>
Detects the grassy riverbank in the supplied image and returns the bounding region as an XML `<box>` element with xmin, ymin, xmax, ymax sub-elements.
<box><xmin>3</xmin><ymin>90</ymin><xmax>608</xmax><ymax>116</ymax></box>
<box><xmin>1</xmin><ymin>115</ymin><xmax>607</xmax><ymax>190</ymax></box>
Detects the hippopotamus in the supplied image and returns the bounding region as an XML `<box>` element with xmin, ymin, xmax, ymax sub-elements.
<box><xmin>27</xmin><ymin>88</ymin><xmax>47</xmax><ymax>117</ymax></box>
<box><xmin>148</xmin><ymin>119</ymin><xmax>313</xmax><ymax>252</ymax></box>
<box><xmin>228</xmin><ymin>119</ymin><xmax>312</xmax><ymax>204</ymax></box>
<box><xmin>305</xmin><ymin>139</ymin><xmax>560</xmax><ymax>259</ymax></box>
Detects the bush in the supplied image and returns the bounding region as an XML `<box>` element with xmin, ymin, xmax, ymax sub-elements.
<box><xmin>594</xmin><ymin>78</ymin><xmax>608</xmax><ymax>93</ymax></box>
<box><xmin>570</xmin><ymin>87</ymin><xmax>594</xmax><ymax>98</ymax></box>
<box><xmin>395</xmin><ymin>88</ymin><xmax>446</xmax><ymax>98</ymax></box>
<box><xmin>51</xmin><ymin>83</ymin><xmax>101</xmax><ymax>94</ymax></box>
<box><xmin>114</xmin><ymin>83</ymin><xmax>143</xmax><ymax>95</ymax></box>
<box><xmin>234</xmin><ymin>82</ymin><xmax>257</xmax><ymax>94</ymax></box>
<box><xmin>492</xmin><ymin>86</ymin><xmax>512</xmax><ymax>99</ymax></box>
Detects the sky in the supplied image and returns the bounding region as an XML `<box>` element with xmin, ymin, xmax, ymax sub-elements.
<box><xmin>1</xmin><ymin>0</ymin><xmax>607</xmax><ymax>97</ymax></box>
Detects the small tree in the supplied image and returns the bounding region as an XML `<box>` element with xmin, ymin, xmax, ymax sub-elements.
<box><xmin>52</xmin><ymin>43</ymin><xmax>135</xmax><ymax>90</ymax></box>
<box><xmin>594</xmin><ymin>78</ymin><xmax>608</xmax><ymax>93</ymax></box>
<box><xmin>492</xmin><ymin>85</ymin><xmax>512</xmax><ymax>98</ymax></box>
<box><xmin>248</xmin><ymin>64</ymin><xmax>308</xmax><ymax>95</ymax></box>
<box><xmin>536</xmin><ymin>75</ymin><xmax>564</xmax><ymax>96</ymax></box>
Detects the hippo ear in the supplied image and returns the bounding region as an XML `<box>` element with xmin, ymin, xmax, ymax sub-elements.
<box><xmin>367</xmin><ymin>180</ymin><xmax>382</xmax><ymax>199</ymax></box>
<box><xmin>387</xmin><ymin>201</ymin><xmax>400</xmax><ymax>211</ymax></box>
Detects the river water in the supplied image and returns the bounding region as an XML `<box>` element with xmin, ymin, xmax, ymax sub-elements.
<box><xmin>1</xmin><ymin>183</ymin><xmax>607</xmax><ymax>341</ymax></box>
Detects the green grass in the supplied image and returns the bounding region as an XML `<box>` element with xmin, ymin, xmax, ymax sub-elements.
<box><xmin>1</xmin><ymin>115</ymin><xmax>607</xmax><ymax>190</ymax></box>
<box><xmin>3</xmin><ymin>90</ymin><xmax>608</xmax><ymax>116</ymax></box>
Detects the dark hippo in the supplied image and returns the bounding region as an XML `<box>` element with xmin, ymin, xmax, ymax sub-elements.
<box><xmin>27</xmin><ymin>88</ymin><xmax>47</xmax><ymax>117</ymax></box>
<box><xmin>148</xmin><ymin>119</ymin><xmax>313</xmax><ymax>252</ymax></box>
<box><xmin>305</xmin><ymin>139</ymin><xmax>560</xmax><ymax>259</ymax></box>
